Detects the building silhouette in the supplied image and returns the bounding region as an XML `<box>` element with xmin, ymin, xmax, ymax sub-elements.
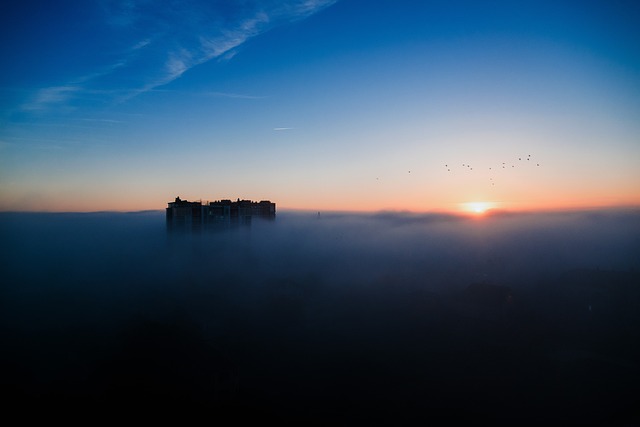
<box><xmin>166</xmin><ymin>196</ymin><xmax>275</xmax><ymax>230</ymax></box>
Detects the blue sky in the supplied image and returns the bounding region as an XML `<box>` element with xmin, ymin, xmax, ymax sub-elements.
<box><xmin>1</xmin><ymin>0</ymin><xmax>639</xmax><ymax>212</ymax></box>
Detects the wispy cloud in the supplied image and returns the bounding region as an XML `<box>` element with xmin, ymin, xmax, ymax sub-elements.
<box><xmin>132</xmin><ymin>2</ymin><xmax>336</xmax><ymax>94</ymax></box>
<box><xmin>164</xmin><ymin>48</ymin><xmax>193</xmax><ymax>82</ymax></box>
<box><xmin>274</xmin><ymin>127</ymin><xmax>295</xmax><ymax>131</ymax></box>
<box><xmin>22</xmin><ymin>86</ymin><xmax>81</xmax><ymax>111</ymax></box>
<box><xmin>199</xmin><ymin>13</ymin><xmax>270</xmax><ymax>62</ymax></box>
<box><xmin>276</xmin><ymin>0</ymin><xmax>338</xmax><ymax>21</ymax></box>
<box><xmin>131</xmin><ymin>38</ymin><xmax>151</xmax><ymax>51</ymax></box>
<box><xmin>20</xmin><ymin>1</ymin><xmax>339</xmax><ymax>113</ymax></box>
<box><xmin>19</xmin><ymin>37</ymin><xmax>148</xmax><ymax>112</ymax></box>
<box><xmin>219</xmin><ymin>50</ymin><xmax>238</xmax><ymax>62</ymax></box>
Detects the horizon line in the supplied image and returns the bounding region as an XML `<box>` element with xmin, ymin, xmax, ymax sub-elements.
<box><xmin>2</xmin><ymin>204</ymin><xmax>640</xmax><ymax>216</ymax></box>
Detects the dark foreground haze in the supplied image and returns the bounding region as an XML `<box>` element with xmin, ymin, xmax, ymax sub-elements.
<box><xmin>1</xmin><ymin>210</ymin><xmax>639</xmax><ymax>424</ymax></box>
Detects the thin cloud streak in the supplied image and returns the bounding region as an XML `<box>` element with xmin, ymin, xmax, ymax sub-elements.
<box><xmin>19</xmin><ymin>42</ymin><xmax>143</xmax><ymax>113</ymax></box>
<box><xmin>131</xmin><ymin>39</ymin><xmax>151</xmax><ymax>51</ymax></box>
<box><xmin>199</xmin><ymin>13</ymin><xmax>270</xmax><ymax>61</ymax></box>
<box><xmin>21</xmin><ymin>1</ymin><xmax>338</xmax><ymax>113</ymax></box>
<box><xmin>124</xmin><ymin>1</ymin><xmax>337</xmax><ymax>95</ymax></box>
<box><xmin>276</xmin><ymin>0</ymin><xmax>338</xmax><ymax>21</ymax></box>
<box><xmin>22</xmin><ymin>86</ymin><xmax>81</xmax><ymax>111</ymax></box>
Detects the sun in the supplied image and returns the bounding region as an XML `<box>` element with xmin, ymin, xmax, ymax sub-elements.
<box><xmin>461</xmin><ymin>202</ymin><xmax>494</xmax><ymax>215</ymax></box>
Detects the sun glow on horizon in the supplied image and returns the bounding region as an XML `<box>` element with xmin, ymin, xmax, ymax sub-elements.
<box><xmin>461</xmin><ymin>201</ymin><xmax>496</xmax><ymax>215</ymax></box>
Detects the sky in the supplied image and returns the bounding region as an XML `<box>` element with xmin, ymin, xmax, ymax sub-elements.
<box><xmin>1</xmin><ymin>0</ymin><xmax>639</xmax><ymax>213</ymax></box>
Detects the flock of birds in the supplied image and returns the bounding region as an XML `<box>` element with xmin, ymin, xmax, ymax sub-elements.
<box><xmin>444</xmin><ymin>154</ymin><xmax>541</xmax><ymax>187</ymax></box>
<box><xmin>372</xmin><ymin>154</ymin><xmax>542</xmax><ymax>188</ymax></box>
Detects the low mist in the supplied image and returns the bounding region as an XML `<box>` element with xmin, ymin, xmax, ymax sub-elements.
<box><xmin>1</xmin><ymin>209</ymin><xmax>639</xmax><ymax>423</ymax></box>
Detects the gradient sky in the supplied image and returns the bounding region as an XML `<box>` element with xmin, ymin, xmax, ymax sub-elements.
<box><xmin>1</xmin><ymin>0</ymin><xmax>639</xmax><ymax>213</ymax></box>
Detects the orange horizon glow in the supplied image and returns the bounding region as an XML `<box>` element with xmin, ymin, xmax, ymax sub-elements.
<box><xmin>460</xmin><ymin>201</ymin><xmax>496</xmax><ymax>215</ymax></box>
<box><xmin>2</xmin><ymin>197</ymin><xmax>639</xmax><ymax>216</ymax></box>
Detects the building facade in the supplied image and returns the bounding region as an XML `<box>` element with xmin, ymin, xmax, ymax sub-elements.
<box><xmin>166</xmin><ymin>197</ymin><xmax>275</xmax><ymax>230</ymax></box>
